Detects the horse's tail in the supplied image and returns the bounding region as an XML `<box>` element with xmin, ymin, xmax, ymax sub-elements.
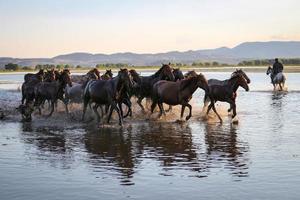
<box><xmin>83</xmin><ymin>80</ymin><xmax>92</xmax><ymax>102</ymax></box>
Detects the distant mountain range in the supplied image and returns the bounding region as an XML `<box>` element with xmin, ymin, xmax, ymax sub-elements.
<box><xmin>1</xmin><ymin>41</ymin><xmax>300</xmax><ymax>68</ymax></box>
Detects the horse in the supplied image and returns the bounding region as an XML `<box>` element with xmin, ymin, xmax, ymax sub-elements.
<box><xmin>43</xmin><ymin>69</ymin><xmax>57</xmax><ymax>82</ymax></box>
<box><xmin>165</xmin><ymin>68</ymin><xmax>185</xmax><ymax>112</ymax></box>
<box><xmin>24</xmin><ymin>69</ymin><xmax>44</xmax><ymax>83</ymax></box>
<box><xmin>173</xmin><ymin>68</ymin><xmax>184</xmax><ymax>81</ymax></box>
<box><xmin>34</xmin><ymin>69</ymin><xmax>72</xmax><ymax>117</ymax></box>
<box><xmin>16</xmin><ymin>104</ymin><xmax>34</xmax><ymax>122</ymax></box>
<box><xmin>65</xmin><ymin>72</ymin><xmax>98</xmax><ymax>106</ymax></box>
<box><xmin>151</xmin><ymin>74</ymin><xmax>209</xmax><ymax>120</ymax></box>
<box><xmin>205</xmin><ymin>74</ymin><xmax>249</xmax><ymax>122</ymax></box>
<box><xmin>266</xmin><ymin>66</ymin><xmax>286</xmax><ymax>91</ymax></box>
<box><xmin>135</xmin><ymin>64</ymin><xmax>175</xmax><ymax>111</ymax></box>
<box><xmin>203</xmin><ymin>69</ymin><xmax>251</xmax><ymax>113</ymax></box>
<box><xmin>71</xmin><ymin>68</ymin><xmax>100</xmax><ymax>84</ymax></box>
<box><xmin>101</xmin><ymin>69</ymin><xmax>113</xmax><ymax>80</ymax></box>
<box><xmin>21</xmin><ymin>78</ymin><xmax>43</xmax><ymax>105</ymax></box>
<box><xmin>82</xmin><ymin>68</ymin><xmax>133</xmax><ymax>126</ymax></box>
<box><xmin>184</xmin><ymin>70</ymin><xmax>198</xmax><ymax>79</ymax></box>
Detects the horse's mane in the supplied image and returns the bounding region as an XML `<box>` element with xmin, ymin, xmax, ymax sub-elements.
<box><xmin>153</xmin><ymin>65</ymin><xmax>168</xmax><ymax>77</ymax></box>
<box><xmin>180</xmin><ymin>75</ymin><xmax>200</xmax><ymax>91</ymax></box>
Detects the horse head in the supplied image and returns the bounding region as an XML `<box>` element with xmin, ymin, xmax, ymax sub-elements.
<box><xmin>16</xmin><ymin>104</ymin><xmax>34</xmax><ymax>122</ymax></box>
<box><xmin>118</xmin><ymin>68</ymin><xmax>133</xmax><ymax>91</ymax></box>
<box><xmin>196</xmin><ymin>73</ymin><xmax>209</xmax><ymax>93</ymax></box>
<box><xmin>234</xmin><ymin>74</ymin><xmax>249</xmax><ymax>91</ymax></box>
<box><xmin>160</xmin><ymin>63</ymin><xmax>175</xmax><ymax>81</ymax></box>
<box><xmin>105</xmin><ymin>69</ymin><xmax>113</xmax><ymax>79</ymax></box>
<box><xmin>266</xmin><ymin>66</ymin><xmax>273</xmax><ymax>75</ymax></box>
<box><xmin>184</xmin><ymin>70</ymin><xmax>197</xmax><ymax>79</ymax></box>
<box><xmin>232</xmin><ymin>69</ymin><xmax>251</xmax><ymax>84</ymax></box>
<box><xmin>60</xmin><ymin>69</ymin><xmax>72</xmax><ymax>87</ymax></box>
<box><xmin>44</xmin><ymin>69</ymin><xmax>56</xmax><ymax>82</ymax></box>
<box><xmin>173</xmin><ymin>68</ymin><xmax>184</xmax><ymax>81</ymax></box>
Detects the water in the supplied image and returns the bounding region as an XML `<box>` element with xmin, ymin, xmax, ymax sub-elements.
<box><xmin>0</xmin><ymin>72</ymin><xmax>300</xmax><ymax>199</ymax></box>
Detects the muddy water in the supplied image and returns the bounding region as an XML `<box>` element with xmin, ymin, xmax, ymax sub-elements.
<box><xmin>0</xmin><ymin>72</ymin><xmax>300</xmax><ymax>199</ymax></box>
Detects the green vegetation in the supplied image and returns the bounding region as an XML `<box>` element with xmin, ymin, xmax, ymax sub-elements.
<box><xmin>238</xmin><ymin>58</ymin><xmax>300</xmax><ymax>66</ymax></box>
<box><xmin>2</xmin><ymin>58</ymin><xmax>300</xmax><ymax>73</ymax></box>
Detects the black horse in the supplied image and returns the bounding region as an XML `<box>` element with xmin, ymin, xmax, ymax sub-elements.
<box><xmin>205</xmin><ymin>73</ymin><xmax>249</xmax><ymax>122</ymax></box>
<box><xmin>204</xmin><ymin>69</ymin><xmax>251</xmax><ymax>113</ymax></box>
<box><xmin>34</xmin><ymin>69</ymin><xmax>72</xmax><ymax>117</ymax></box>
<box><xmin>135</xmin><ymin>64</ymin><xmax>175</xmax><ymax>111</ymax></box>
<box><xmin>151</xmin><ymin>74</ymin><xmax>209</xmax><ymax>120</ymax></box>
<box><xmin>82</xmin><ymin>68</ymin><xmax>133</xmax><ymax>125</ymax></box>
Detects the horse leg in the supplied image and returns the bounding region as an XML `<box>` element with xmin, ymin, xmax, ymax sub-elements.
<box><xmin>93</xmin><ymin>104</ymin><xmax>100</xmax><ymax>122</ymax></box>
<box><xmin>166</xmin><ymin>105</ymin><xmax>172</xmax><ymax>112</ymax></box>
<box><xmin>211</xmin><ymin>102</ymin><xmax>222</xmax><ymax>123</ymax></box>
<box><xmin>107</xmin><ymin>102</ymin><xmax>123</xmax><ymax>126</ymax></box>
<box><xmin>180</xmin><ymin>105</ymin><xmax>186</xmax><ymax>120</ymax></box>
<box><xmin>47</xmin><ymin>100</ymin><xmax>55</xmax><ymax>117</ymax></box>
<box><xmin>82</xmin><ymin>99</ymin><xmax>88</xmax><ymax>121</ymax></box>
<box><xmin>158</xmin><ymin>103</ymin><xmax>166</xmax><ymax>118</ymax></box>
<box><xmin>206</xmin><ymin>103</ymin><xmax>213</xmax><ymax>115</ymax></box>
<box><xmin>123</xmin><ymin>98</ymin><xmax>132</xmax><ymax>118</ymax></box>
<box><xmin>118</xmin><ymin>102</ymin><xmax>123</xmax><ymax>119</ymax></box>
<box><xmin>202</xmin><ymin>94</ymin><xmax>210</xmax><ymax>112</ymax></box>
<box><xmin>150</xmin><ymin>101</ymin><xmax>157</xmax><ymax>113</ymax></box>
<box><xmin>185</xmin><ymin>103</ymin><xmax>192</xmax><ymax>121</ymax></box>
<box><xmin>137</xmin><ymin>96</ymin><xmax>145</xmax><ymax>111</ymax></box>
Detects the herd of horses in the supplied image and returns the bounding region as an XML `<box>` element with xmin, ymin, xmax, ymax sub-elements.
<box><xmin>17</xmin><ymin>63</ymin><xmax>285</xmax><ymax>124</ymax></box>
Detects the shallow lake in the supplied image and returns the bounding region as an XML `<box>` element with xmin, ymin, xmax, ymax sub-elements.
<box><xmin>0</xmin><ymin>72</ymin><xmax>300</xmax><ymax>200</ymax></box>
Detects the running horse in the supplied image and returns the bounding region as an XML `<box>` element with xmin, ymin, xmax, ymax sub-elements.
<box><xmin>205</xmin><ymin>73</ymin><xmax>250</xmax><ymax>122</ymax></box>
<box><xmin>151</xmin><ymin>74</ymin><xmax>209</xmax><ymax>120</ymax></box>
<box><xmin>266</xmin><ymin>66</ymin><xmax>286</xmax><ymax>91</ymax></box>
<box><xmin>204</xmin><ymin>69</ymin><xmax>251</xmax><ymax>113</ymax></box>
<box><xmin>82</xmin><ymin>68</ymin><xmax>133</xmax><ymax>126</ymax></box>
<box><xmin>135</xmin><ymin>64</ymin><xmax>175</xmax><ymax>111</ymax></box>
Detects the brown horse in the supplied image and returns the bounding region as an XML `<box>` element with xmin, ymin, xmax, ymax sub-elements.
<box><xmin>206</xmin><ymin>73</ymin><xmax>249</xmax><ymax>122</ymax></box>
<box><xmin>151</xmin><ymin>74</ymin><xmax>209</xmax><ymax>120</ymax></box>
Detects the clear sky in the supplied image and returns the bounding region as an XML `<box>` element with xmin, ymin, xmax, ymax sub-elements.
<box><xmin>0</xmin><ymin>0</ymin><xmax>300</xmax><ymax>58</ymax></box>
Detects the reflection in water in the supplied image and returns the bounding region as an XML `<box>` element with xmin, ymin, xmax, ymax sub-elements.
<box><xmin>84</xmin><ymin>125</ymin><xmax>136</xmax><ymax>185</ymax></box>
<box><xmin>204</xmin><ymin>123</ymin><xmax>249</xmax><ymax>178</ymax></box>
<box><xmin>269</xmin><ymin>92</ymin><xmax>287</xmax><ymax>132</ymax></box>
<box><xmin>18</xmin><ymin>120</ymin><xmax>250</xmax><ymax>185</ymax></box>
<box><xmin>20</xmin><ymin>123</ymin><xmax>75</xmax><ymax>169</ymax></box>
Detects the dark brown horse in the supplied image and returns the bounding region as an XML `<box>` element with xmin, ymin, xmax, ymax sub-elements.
<box><xmin>151</xmin><ymin>74</ymin><xmax>209</xmax><ymax>120</ymax></box>
<box><xmin>135</xmin><ymin>64</ymin><xmax>175</xmax><ymax>111</ymax></box>
<box><xmin>34</xmin><ymin>69</ymin><xmax>72</xmax><ymax>116</ymax></box>
<box><xmin>82</xmin><ymin>69</ymin><xmax>133</xmax><ymax>125</ymax></box>
<box><xmin>205</xmin><ymin>73</ymin><xmax>249</xmax><ymax>122</ymax></box>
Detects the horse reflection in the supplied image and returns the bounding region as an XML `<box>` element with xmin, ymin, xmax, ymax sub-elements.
<box><xmin>83</xmin><ymin>126</ymin><xmax>136</xmax><ymax>185</ymax></box>
<box><xmin>135</xmin><ymin>123</ymin><xmax>202</xmax><ymax>172</ymax></box>
<box><xmin>19</xmin><ymin>125</ymin><xmax>73</xmax><ymax>169</ymax></box>
<box><xmin>204</xmin><ymin>123</ymin><xmax>249</xmax><ymax>178</ymax></box>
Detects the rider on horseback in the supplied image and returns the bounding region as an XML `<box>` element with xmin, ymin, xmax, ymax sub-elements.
<box><xmin>272</xmin><ymin>58</ymin><xmax>284</xmax><ymax>83</ymax></box>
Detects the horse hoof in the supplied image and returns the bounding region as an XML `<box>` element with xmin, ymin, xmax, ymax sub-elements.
<box><xmin>185</xmin><ymin>116</ymin><xmax>191</xmax><ymax>121</ymax></box>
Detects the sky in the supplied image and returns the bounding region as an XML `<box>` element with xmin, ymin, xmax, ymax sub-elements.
<box><xmin>0</xmin><ymin>0</ymin><xmax>300</xmax><ymax>58</ymax></box>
